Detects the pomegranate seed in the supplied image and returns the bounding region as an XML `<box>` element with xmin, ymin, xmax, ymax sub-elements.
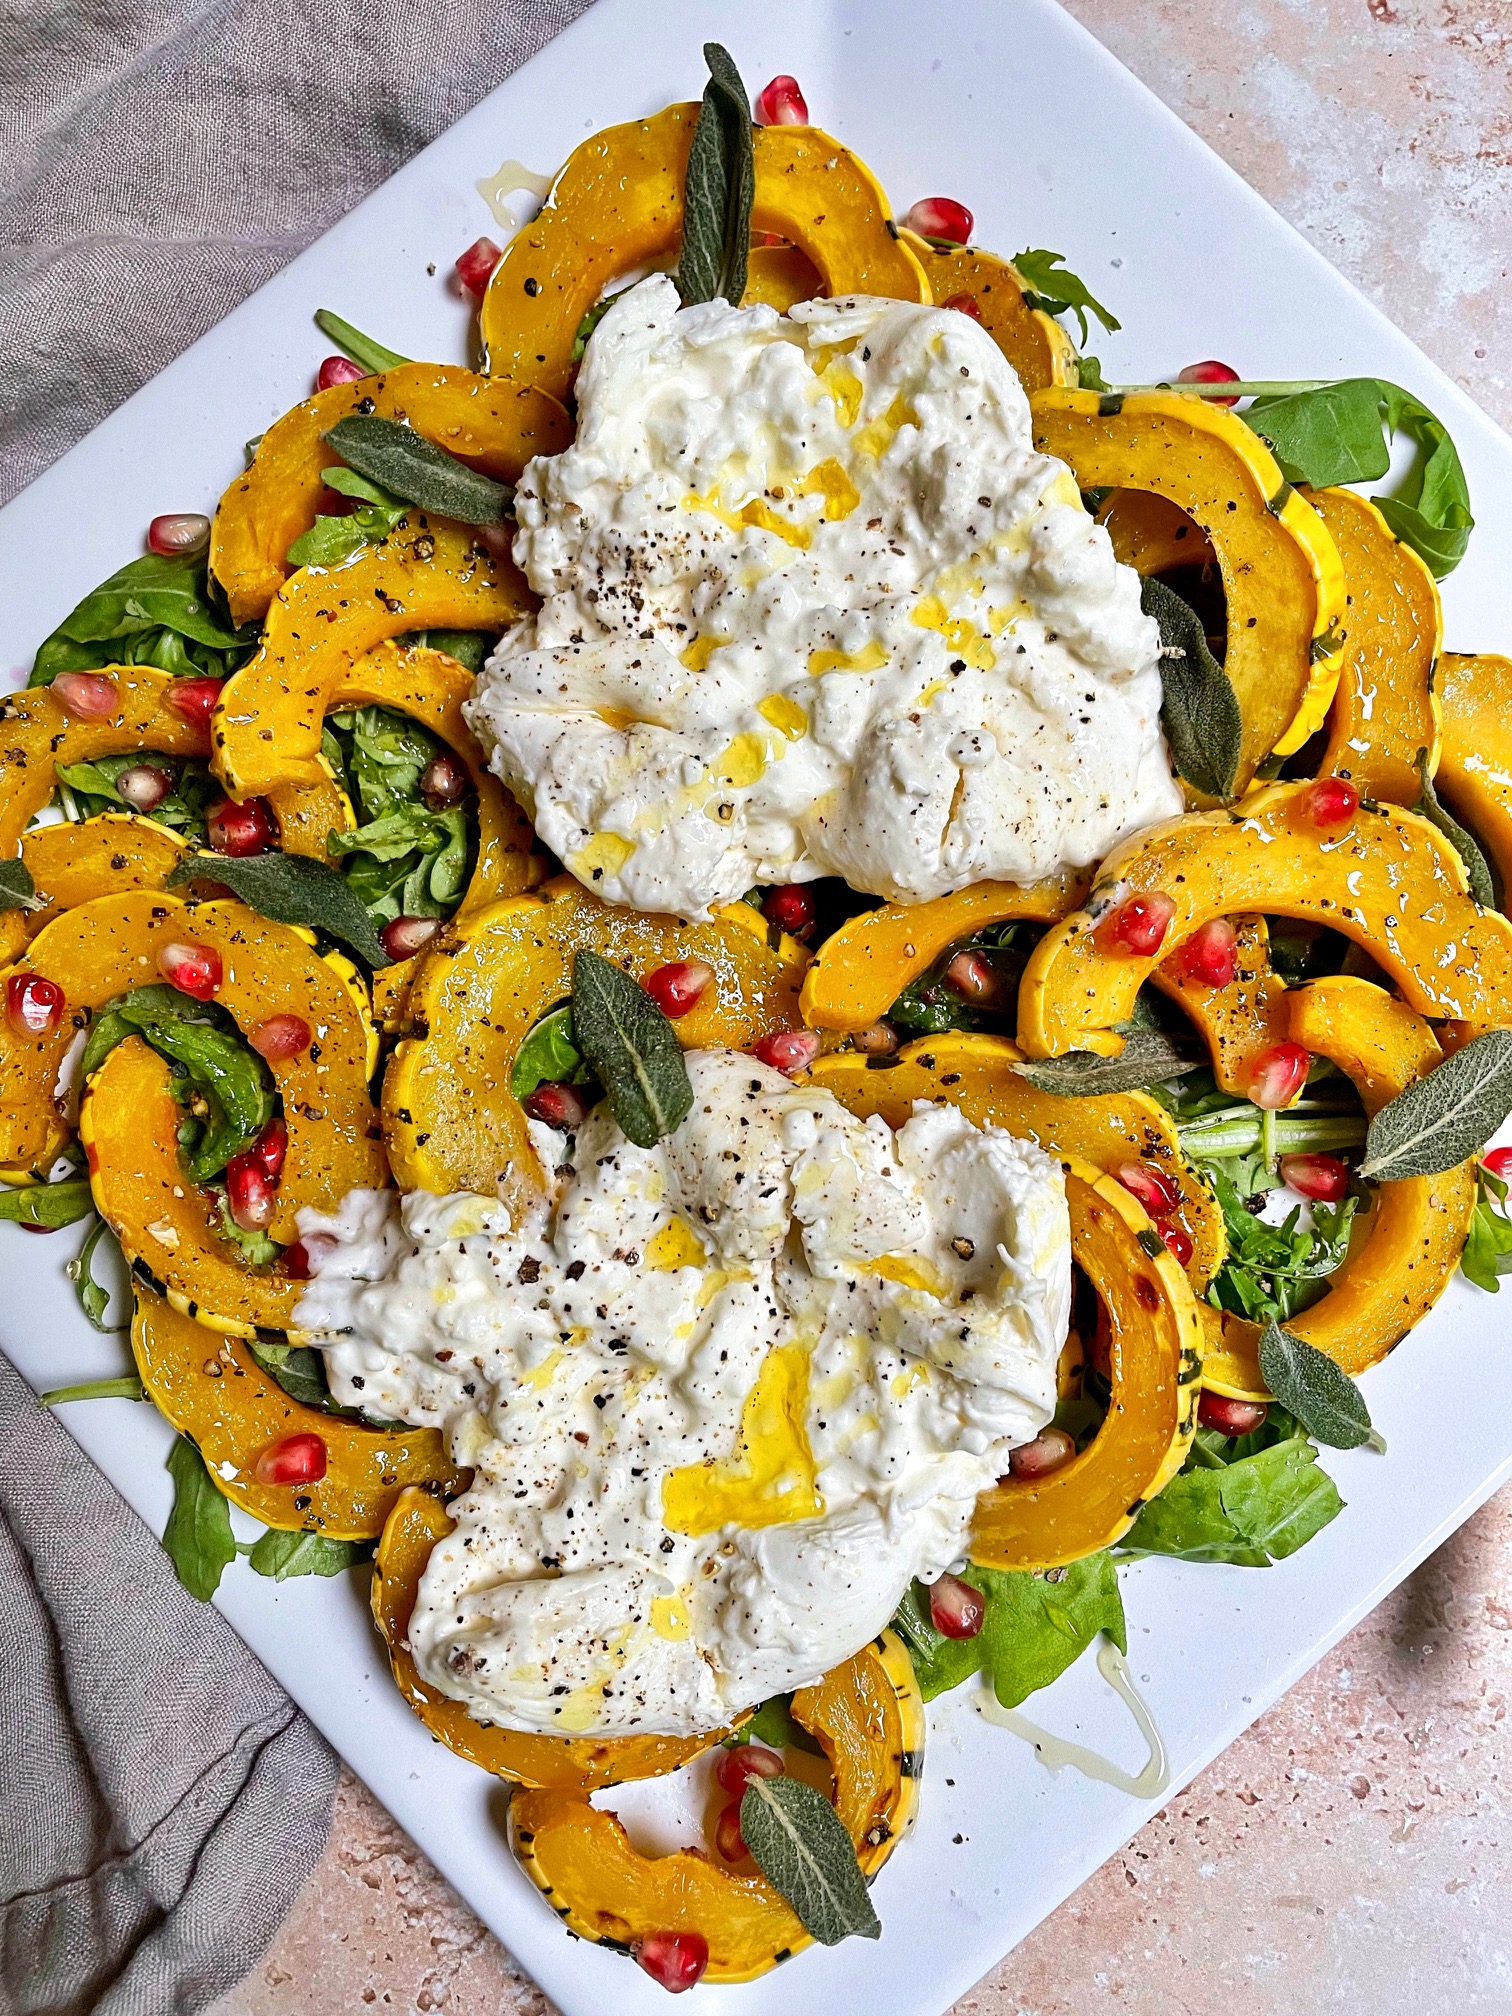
<box><xmin>1483</xmin><ymin>1146</ymin><xmax>1512</xmax><ymax>1182</ymax></box>
<box><xmin>253</xmin><ymin>1430</ymin><xmax>328</xmax><ymax>1486</ymax></box>
<box><xmin>1279</xmin><ymin>1152</ymin><xmax>1351</xmax><ymax>1203</ymax></box>
<box><xmin>945</xmin><ymin>949</ymin><xmax>1002</xmax><ymax>1004</ymax></box>
<box><xmin>761</xmin><ymin>885</ymin><xmax>816</xmax><ymax>940</ymax></box>
<box><xmin>755</xmin><ymin>73</ymin><xmax>809</xmax><ymax>125</ymax></box>
<box><xmin>282</xmin><ymin>1232</ymin><xmax>336</xmax><ymax>1280</ymax></box>
<box><xmin>163</xmin><ymin>676</ymin><xmax>224</xmax><ymax>730</ymax></box>
<box><xmin>633</xmin><ymin>1931</ymin><xmax>708</xmax><ymax>1995</ymax></box>
<box><xmin>380</xmin><ymin>915</ymin><xmax>442</xmax><ymax>961</ymax></box>
<box><xmin>419</xmin><ymin>751</ymin><xmax>470</xmax><ymax>808</ymax></box>
<box><xmin>115</xmin><ymin>763</ymin><xmax>173</xmax><ymax>813</ymax></box>
<box><xmin>1115</xmin><ymin>1160</ymin><xmax>1180</xmax><ymax>1217</ymax></box>
<box><xmin>51</xmin><ymin>672</ymin><xmax>119</xmax><ymax>720</ymax></box>
<box><xmin>905</xmin><ymin>196</ymin><xmax>974</xmax><ymax>244</ymax></box>
<box><xmin>147</xmin><ymin>512</ymin><xmax>211</xmax><ymax>557</ymax></box>
<box><xmin>644</xmin><ymin>959</ymin><xmax>714</xmax><ymax>1019</ymax></box>
<box><xmin>714</xmin><ymin>1800</ymin><xmax>749</xmax><ymax>1862</ymax></box>
<box><xmin>942</xmin><ymin>292</ymin><xmax>983</xmax><ymax>320</ymax></box>
<box><xmin>1008</xmin><ymin>1426</ymin><xmax>1077</xmax><ymax>1480</ymax></box>
<box><xmin>250</xmin><ymin>1013</ymin><xmax>311</xmax><ymax>1062</ymax></box>
<box><xmin>250</xmin><ymin>1116</ymin><xmax>288</xmax><ymax>1182</ymax></box>
<box><xmin>524</xmin><ymin>1081</ymin><xmax>589</xmax><ymax>1131</ymax></box>
<box><xmin>1248</xmin><ymin>1041</ymin><xmax>1310</xmax><ymax>1110</ymax></box>
<box><xmin>157</xmin><ymin>939</ymin><xmax>223</xmax><ymax>1001</ymax></box>
<box><xmin>753</xmin><ymin>1029</ymin><xmax>821</xmax><ymax>1076</ymax></box>
<box><xmin>207</xmin><ymin>796</ymin><xmax>275</xmax><ymax>857</ymax></box>
<box><xmin>1302</xmin><ymin>777</ymin><xmax>1360</xmax><ymax>832</ymax></box>
<box><xmin>1096</xmin><ymin>890</ymin><xmax>1177</xmax><ymax>957</ymax></box>
<box><xmin>715</xmin><ymin>1745</ymin><xmax>785</xmax><ymax>1797</ymax></box>
<box><xmin>1161</xmin><ymin>1222</ymin><xmax>1195</xmax><ymax>1266</ymax></box>
<box><xmin>1176</xmin><ymin>360</ymin><xmax>1243</xmax><ymax>406</ymax></box>
<box><xmin>6</xmin><ymin>973</ymin><xmax>66</xmax><ymax>1036</ymax></box>
<box><xmin>455</xmin><ymin>237</ymin><xmax>503</xmax><ymax>299</ymax></box>
<box><xmin>851</xmin><ymin>1019</ymin><xmax>900</xmax><ymax>1056</ymax></box>
<box><xmin>225</xmin><ymin>1155</ymin><xmax>275</xmax><ymax>1230</ymax></box>
<box><xmin>1178</xmin><ymin>917</ymin><xmax>1238</xmax><ymax>989</ymax></box>
<box><xmin>1198</xmin><ymin>1391</ymin><xmax>1269</xmax><ymax>1437</ymax></box>
<box><xmin>317</xmin><ymin>355</ymin><xmax>365</xmax><ymax>390</ymax></box>
<box><xmin>928</xmin><ymin>1571</ymin><xmax>985</xmax><ymax>1639</ymax></box>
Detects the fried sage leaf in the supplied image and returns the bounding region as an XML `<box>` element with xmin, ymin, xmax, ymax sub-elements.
<box><xmin>168</xmin><ymin>849</ymin><xmax>391</xmax><ymax>968</ymax></box>
<box><xmin>1257</xmin><ymin>1321</ymin><xmax>1383</xmax><ymax>1452</ymax></box>
<box><xmin>323</xmin><ymin>415</ymin><xmax>512</xmax><ymax>526</ymax></box>
<box><xmin>677</xmin><ymin>42</ymin><xmax>755</xmax><ymax>308</ymax></box>
<box><xmin>1141</xmin><ymin>576</ymin><xmax>1242</xmax><ymax>799</ymax></box>
<box><xmin>739</xmin><ymin>1775</ymin><xmax>880</xmax><ymax>1946</ymax></box>
<box><xmin>570</xmin><ymin>949</ymin><xmax>692</xmax><ymax>1148</ymax></box>
<box><xmin>1013</xmin><ymin>1027</ymin><xmax>1199</xmax><ymax>1098</ymax></box>
<box><xmin>1359</xmin><ymin>1028</ymin><xmax>1512</xmax><ymax>1180</ymax></box>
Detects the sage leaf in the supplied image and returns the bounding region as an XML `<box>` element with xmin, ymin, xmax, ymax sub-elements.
<box><xmin>1257</xmin><ymin>1321</ymin><xmax>1383</xmax><ymax>1451</ymax></box>
<box><xmin>68</xmin><ymin>1215</ymin><xmax>126</xmax><ymax>1332</ymax></box>
<box><xmin>247</xmin><ymin>1528</ymin><xmax>367</xmax><ymax>1581</ymax></box>
<box><xmin>677</xmin><ymin>42</ymin><xmax>754</xmax><ymax>308</ymax></box>
<box><xmin>0</xmin><ymin>1177</ymin><xmax>96</xmax><ymax>1229</ymax></box>
<box><xmin>323</xmin><ymin>416</ymin><xmax>512</xmax><ymax>526</ymax></box>
<box><xmin>1141</xmin><ymin>576</ymin><xmax>1242</xmax><ymax>799</ymax></box>
<box><xmin>0</xmin><ymin>858</ymin><xmax>39</xmax><ymax>912</ymax></box>
<box><xmin>1010</xmin><ymin>248</ymin><xmax>1121</xmax><ymax>345</ymax></box>
<box><xmin>163</xmin><ymin>1434</ymin><xmax>237</xmax><ymax>1601</ymax></box>
<box><xmin>313</xmin><ymin>308</ymin><xmax>410</xmax><ymax>375</ymax></box>
<box><xmin>739</xmin><ymin>1775</ymin><xmax>880</xmax><ymax>1945</ymax></box>
<box><xmin>1359</xmin><ymin>1028</ymin><xmax>1512</xmax><ymax>1180</ymax></box>
<box><xmin>168</xmin><ymin>849</ymin><xmax>391</xmax><ymax>967</ymax></box>
<box><xmin>570</xmin><ymin>949</ymin><xmax>692</xmax><ymax>1148</ymax></box>
<box><xmin>40</xmin><ymin>1375</ymin><xmax>147</xmax><ymax>1405</ymax></box>
<box><xmin>1415</xmin><ymin>750</ymin><xmax>1495</xmax><ymax>908</ymax></box>
<box><xmin>1013</xmin><ymin>1027</ymin><xmax>1199</xmax><ymax>1098</ymax></box>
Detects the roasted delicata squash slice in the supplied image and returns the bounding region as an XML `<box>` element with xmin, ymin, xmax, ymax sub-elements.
<box><xmin>1030</xmin><ymin>389</ymin><xmax>1347</xmax><ymax>786</ymax></box>
<box><xmin>1018</xmin><ymin>781</ymin><xmax>1512</xmax><ymax>1062</ymax></box>
<box><xmin>741</xmin><ymin>241</ymin><xmax>825</xmax><ymax>312</ymax></box>
<box><xmin>896</xmin><ymin>233</ymin><xmax>1080</xmax><ymax>393</ymax></box>
<box><xmin>812</xmin><ymin>1032</ymin><xmax>1223</xmax><ymax>1296</ymax></box>
<box><xmin>799</xmin><ymin>872</ymin><xmax>1089</xmax><ymax>1034</ymax></box>
<box><xmin>20</xmin><ymin>814</ymin><xmax>192</xmax><ymax>934</ymax></box>
<box><xmin>1096</xmin><ymin>487</ymin><xmax>1216</xmax><ymax>577</ymax></box>
<box><xmin>1207</xmin><ymin>979</ymin><xmax>1476</xmax><ymax>1390</ymax></box>
<box><xmin>508</xmin><ymin>1630</ymin><xmax>922</xmax><ymax>1982</ymax></box>
<box><xmin>212</xmin><ymin>365</ymin><xmax>572</xmax><ymax>626</ymax></box>
<box><xmin>132</xmin><ymin>1291</ymin><xmax>464</xmax><ymax>1534</ymax></box>
<box><xmin>211</xmin><ymin>519</ymin><xmax>531</xmax><ymax>801</ymax></box>
<box><xmin>1312</xmin><ymin>486</ymin><xmax>1443</xmax><ymax>805</ymax></box>
<box><xmin>1150</xmin><ymin>913</ymin><xmax>1291</xmax><ymax>1099</ymax></box>
<box><xmin>1436</xmin><ymin>652</ymin><xmax>1512</xmax><ymax>901</ymax></box>
<box><xmin>372</xmin><ymin>1486</ymin><xmax>735</xmax><ymax>1789</ymax></box>
<box><xmin>383</xmin><ymin>876</ymin><xmax>807</xmax><ymax>1214</ymax></box>
<box><xmin>479</xmin><ymin>104</ymin><xmax>929</xmax><ymax>399</ymax></box>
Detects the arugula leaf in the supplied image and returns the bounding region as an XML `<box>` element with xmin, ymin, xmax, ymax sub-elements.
<box><xmin>1415</xmin><ymin>750</ymin><xmax>1495</xmax><ymax>908</ymax></box>
<box><xmin>246</xmin><ymin>1336</ymin><xmax>342</xmax><ymax>1410</ymax></box>
<box><xmin>740</xmin><ymin>1692</ymin><xmax>825</xmax><ymax>1756</ymax></box>
<box><xmin>400</xmin><ymin>629</ymin><xmax>492</xmax><ymax>673</ymax></box>
<box><xmin>677</xmin><ymin>43</ymin><xmax>755</xmax><ymax>308</ymax></box>
<box><xmin>323</xmin><ymin>416</ymin><xmax>512</xmax><ymax>526</ymax></box>
<box><xmin>1119</xmin><ymin>1436</ymin><xmax>1343</xmax><ymax>1565</ymax></box>
<box><xmin>510</xmin><ymin>1003</ymin><xmax>591</xmax><ymax>1100</ymax></box>
<box><xmin>571</xmin><ymin>949</ymin><xmax>693</xmax><ymax>1148</ymax></box>
<box><xmin>1203</xmin><ymin>1170</ymin><xmax>1357</xmax><ymax>1323</ymax></box>
<box><xmin>68</xmin><ymin>1215</ymin><xmax>125</xmax><ymax>1332</ymax></box>
<box><xmin>168</xmin><ymin>849</ymin><xmax>391</xmax><ymax>968</ymax></box>
<box><xmin>31</xmin><ymin>552</ymin><xmax>255</xmax><ymax>686</ymax></box>
<box><xmin>739</xmin><ymin>1776</ymin><xmax>879</xmax><ymax>1946</ymax></box>
<box><xmin>1011</xmin><ymin>248</ymin><xmax>1121</xmax><ymax>345</ymax></box>
<box><xmin>1076</xmin><ymin>355</ymin><xmax>1111</xmax><ymax>393</ymax></box>
<box><xmin>163</xmin><ymin>1434</ymin><xmax>237</xmax><ymax>1600</ymax></box>
<box><xmin>312</xmin><ymin>308</ymin><xmax>410</xmax><ymax>375</ymax></box>
<box><xmin>1360</xmin><ymin>1028</ymin><xmax>1512</xmax><ymax>1180</ymax></box>
<box><xmin>1258</xmin><ymin>1321</ymin><xmax>1383</xmax><ymax>1451</ymax></box>
<box><xmin>0</xmin><ymin>1177</ymin><xmax>96</xmax><ymax>1229</ymax></box>
<box><xmin>40</xmin><ymin>1375</ymin><xmax>147</xmax><ymax>1405</ymax></box>
<box><xmin>1141</xmin><ymin>575</ymin><xmax>1242</xmax><ymax>799</ymax></box>
<box><xmin>286</xmin><ymin>465</ymin><xmax>409</xmax><ymax>569</ymax></box>
<box><xmin>1464</xmin><ymin>1165</ymin><xmax>1512</xmax><ymax>1292</ymax></box>
<box><xmin>571</xmin><ymin>286</ymin><xmax>635</xmax><ymax>364</ymax></box>
<box><xmin>892</xmin><ymin>1554</ymin><xmax>1125</xmax><ymax>1709</ymax></box>
<box><xmin>247</xmin><ymin>1529</ymin><xmax>367</xmax><ymax>1581</ymax></box>
<box><xmin>0</xmin><ymin>858</ymin><xmax>39</xmax><ymax>912</ymax></box>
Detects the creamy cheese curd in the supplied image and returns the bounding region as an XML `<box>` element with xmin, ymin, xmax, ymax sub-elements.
<box><xmin>464</xmin><ymin>273</ymin><xmax>1180</xmax><ymax>918</ymax></box>
<box><xmin>295</xmin><ymin>1050</ymin><xmax>1070</xmax><ymax>1739</ymax></box>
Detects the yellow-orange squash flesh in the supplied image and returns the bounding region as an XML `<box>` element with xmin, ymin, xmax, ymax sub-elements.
<box><xmin>508</xmin><ymin>1631</ymin><xmax>922</xmax><ymax>1982</ymax></box>
<box><xmin>211</xmin><ymin>519</ymin><xmax>531</xmax><ymax>801</ymax></box>
<box><xmin>211</xmin><ymin>365</ymin><xmax>572</xmax><ymax>626</ymax></box>
<box><xmin>799</xmin><ymin>872</ymin><xmax>1089</xmax><ymax>1034</ymax></box>
<box><xmin>1150</xmin><ymin>913</ymin><xmax>1291</xmax><ymax>1098</ymax></box>
<box><xmin>383</xmin><ymin>877</ymin><xmax>807</xmax><ymax>1216</ymax></box>
<box><xmin>1210</xmin><ymin>978</ymin><xmax>1476</xmax><ymax>1390</ymax></box>
<box><xmin>1436</xmin><ymin>652</ymin><xmax>1512</xmax><ymax>901</ymax></box>
<box><xmin>898</xmin><ymin>234</ymin><xmax>1079</xmax><ymax>393</ymax></box>
<box><xmin>371</xmin><ymin>1486</ymin><xmax>734</xmax><ymax>1789</ymax></box>
<box><xmin>132</xmin><ymin>1292</ymin><xmax>464</xmax><ymax>1535</ymax></box>
<box><xmin>741</xmin><ymin>242</ymin><xmax>824</xmax><ymax>312</ymax></box>
<box><xmin>480</xmin><ymin>106</ymin><xmax>929</xmax><ymax>400</ymax></box>
<box><xmin>20</xmin><ymin>814</ymin><xmax>191</xmax><ymax>934</ymax></box>
<box><xmin>1313</xmin><ymin>486</ymin><xmax>1443</xmax><ymax>805</ymax></box>
<box><xmin>1030</xmin><ymin>390</ymin><xmax>1347</xmax><ymax>786</ymax></box>
<box><xmin>1018</xmin><ymin>781</ymin><xmax>1512</xmax><ymax>1062</ymax></box>
<box><xmin>1096</xmin><ymin>488</ymin><xmax>1216</xmax><ymax>576</ymax></box>
<box><xmin>812</xmin><ymin>1030</ymin><xmax>1221</xmax><ymax>1293</ymax></box>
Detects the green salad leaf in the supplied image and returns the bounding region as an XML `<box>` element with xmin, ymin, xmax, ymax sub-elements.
<box><xmin>1414</xmin><ymin>749</ymin><xmax>1495</xmax><ymax>906</ymax></box>
<box><xmin>510</xmin><ymin>1003</ymin><xmax>591</xmax><ymax>1100</ymax></box>
<box><xmin>0</xmin><ymin>1177</ymin><xmax>96</xmax><ymax>1229</ymax></box>
<box><xmin>68</xmin><ymin>1216</ymin><xmax>125</xmax><ymax>1332</ymax></box>
<box><xmin>31</xmin><ymin>552</ymin><xmax>257</xmax><ymax>686</ymax></box>
<box><xmin>246</xmin><ymin>1529</ymin><xmax>368</xmax><ymax>1581</ymax></box>
<box><xmin>1011</xmin><ymin>248</ymin><xmax>1121</xmax><ymax>345</ymax></box>
<box><xmin>739</xmin><ymin>1692</ymin><xmax>824</xmax><ymax>1756</ymax></box>
<box><xmin>322</xmin><ymin>704</ymin><xmax>476</xmax><ymax>932</ymax></box>
<box><xmin>1119</xmin><ymin>1431</ymin><xmax>1343</xmax><ymax>1566</ymax></box>
<box><xmin>1203</xmin><ymin>1169</ymin><xmax>1357</xmax><ymax>1324</ymax></box>
<box><xmin>892</xmin><ymin>1554</ymin><xmax>1125</xmax><ymax>1709</ymax></box>
<box><xmin>163</xmin><ymin>1434</ymin><xmax>237</xmax><ymax>1600</ymax></box>
<box><xmin>400</xmin><ymin>628</ymin><xmax>492</xmax><ymax>673</ymax></box>
<box><xmin>40</xmin><ymin>1375</ymin><xmax>147</xmax><ymax>1405</ymax></box>
<box><xmin>54</xmin><ymin>751</ymin><xmax>220</xmax><ymax>841</ymax></box>
<box><xmin>286</xmin><ymin>465</ymin><xmax>409</xmax><ymax>570</ymax></box>
<box><xmin>313</xmin><ymin>308</ymin><xmax>410</xmax><ymax>375</ymax></box>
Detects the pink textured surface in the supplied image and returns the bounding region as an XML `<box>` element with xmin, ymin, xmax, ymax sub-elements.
<box><xmin>210</xmin><ymin>2</ymin><xmax>1512</xmax><ymax>2010</ymax></box>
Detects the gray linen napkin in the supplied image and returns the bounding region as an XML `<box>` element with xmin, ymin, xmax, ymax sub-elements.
<box><xmin>0</xmin><ymin>0</ymin><xmax>590</xmax><ymax>2006</ymax></box>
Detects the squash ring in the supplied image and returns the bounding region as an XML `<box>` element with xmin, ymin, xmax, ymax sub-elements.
<box><xmin>1436</xmin><ymin>652</ymin><xmax>1512</xmax><ymax>903</ymax></box>
<box><xmin>1150</xmin><ymin>913</ymin><xmax>1292</xmax><ymax>1099</ymax></box>
<box><xmin>897</xmin><ymin>232</ymin><xmax>1080</xmax><ymax>393</ymax></box>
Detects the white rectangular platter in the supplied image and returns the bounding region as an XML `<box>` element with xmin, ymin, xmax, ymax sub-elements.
<box><xmin>4</xmin><ymin>2</ymin><xmax>1511</xmax><ymax>2012</ymax></box>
